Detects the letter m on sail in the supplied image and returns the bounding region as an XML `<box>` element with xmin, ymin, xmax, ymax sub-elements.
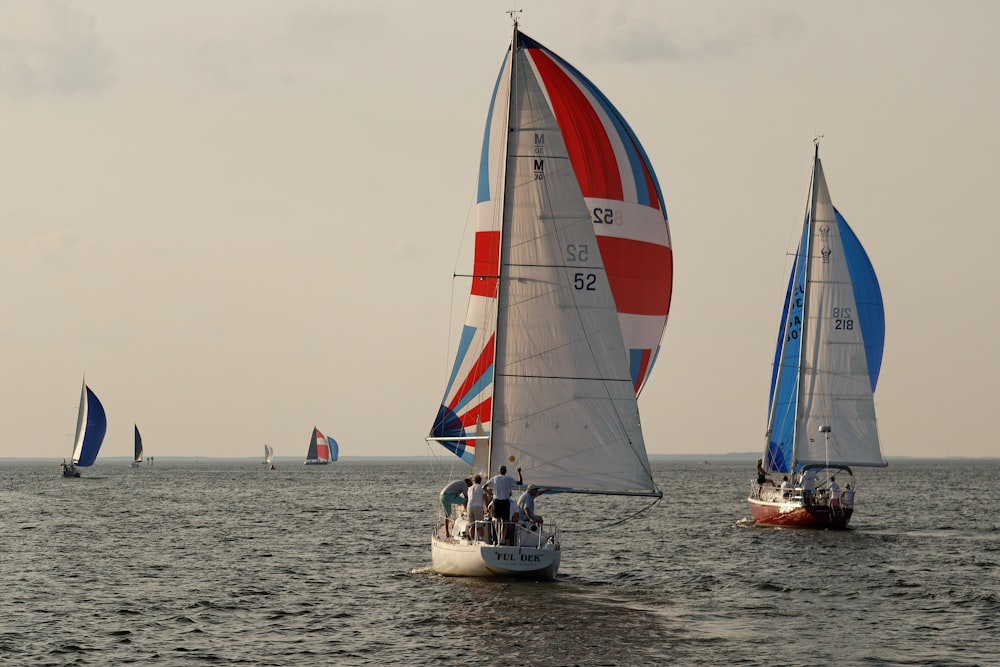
<box><xmin>533</xmin><ymin>134</ymin><xmax>545</xmax><ymax>178</ymax></box>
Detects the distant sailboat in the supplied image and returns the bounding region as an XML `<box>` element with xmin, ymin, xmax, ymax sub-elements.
<box><xmin>130</xmin><ymin>425</ymin><xmax>143</xmax><ymax>468</ymax></box>
<box><xmin>748</xmin><ymin>142</ymin><xmax>887</xmax><ymax>528</ymax></box>
<box><xmin>264</xmin><ymin>444</ymin><xmax>275</xmax><ymax>470</ymax></box>
<box><xmin>306</xmin><ymin>426</ymin><xmax>340</xmax><ymax>466</ymax></box>
<box><xmin>304</xmin><ymin>427</ymin><xmax>337</xmax><ymax>465</ymax></box>
<box><xmin>62</xmin><ymin>378</ymin><xmax>107</xmax><ymax>478</ymax></box>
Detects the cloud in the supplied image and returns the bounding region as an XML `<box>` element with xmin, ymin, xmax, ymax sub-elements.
<box><xmin>283</xmin><ymin>6</ymin><xmax>387</xmax><ymax>56</ymax></box>
<box><xmin>584</xmin><ymin>4</ymin><xmax>803</xmax><ymax>63</ymax></box>
<box><xmin>0</xmin><ymin>0</ymin><xmax>114</xmax><ymax>94</ymax></box>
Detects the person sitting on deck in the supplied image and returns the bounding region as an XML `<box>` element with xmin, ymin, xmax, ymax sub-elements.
<box><xmin>841</xmin><ymin>484</ymin><xmax>855</xmax><ymax>508</ymax></box>
<box><xmin>516</xmin><ymin>484</ymin><xmax>552</xmax><ymax>525</ymax></box>
<box><xmin>779</xmin><ymin>475</ymin><xmax>792</xmax><ymax>499</ymax></box>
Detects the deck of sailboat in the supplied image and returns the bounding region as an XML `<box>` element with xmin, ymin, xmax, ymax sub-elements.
<box><xmin>748</xmin><ymin>486</ymin><xmax>853</xmax><ymax>529</ymax></box>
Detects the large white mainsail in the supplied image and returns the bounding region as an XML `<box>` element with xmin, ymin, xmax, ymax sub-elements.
<box><xmin>792</xmin><ymin>157</ymin><xmax>884</xmax><ymax>467</ymax></box>
<box><xmin>487</xmin><ymin>46</ymin><xmax>656</xmax><ymax>494</ymax></box>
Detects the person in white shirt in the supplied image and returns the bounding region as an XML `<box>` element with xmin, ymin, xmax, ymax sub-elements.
<box><xmin>466</xmin><ymin>474</ymin><xmax>487</xmax><ymax>540</ymax></box>
<box><xmin>800</xmin><ymin>468</ymin><xmax>818</xmax><ymax>505</ymax></box>
<box><xmin>828</xmin><ymin>476</ymin><xmax>841</xmax><ymax>507</ymax></box>
<box><xmin>485</xmin><ymin>465</ymin><xmax>522</xmax><ymax>545</ymax></box>
<box><xmin>779</xmin><ymin>475</ymin><xmax>792</xmax><ymax>499</ymax></box>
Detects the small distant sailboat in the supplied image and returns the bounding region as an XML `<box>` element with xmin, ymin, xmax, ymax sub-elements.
<box><xmin>304</xmin><ymin>427</ymin><xmax>337</xmax><ymax>465</ymax></box>
<box><xmin>130</xmin><ymin>425</ymin><xmax>143</xmax><ymax>468</ymax></box>
<box><xmin>61</xmin><ymin>378</ymin><xmax>107</xmax><ymax>478</ymax></box>
<box><xmin>748</xmin><ymin>141</ymin><xmax>887</xmax><ymax>528</ymax></box>
<box><xmin>264</xmin><ymin>444</ymin><xmax>275</xmax><ymax>469</ymax></box>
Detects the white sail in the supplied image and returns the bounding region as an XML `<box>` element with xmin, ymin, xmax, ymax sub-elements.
<box><xmin>794</xmin><ymin>159</ymin><xmax>884</xmax><ymax>468</ymax></box>
<box><xmin>486</xmin><ymin>50</ymin><xmax>655</xmax><ymax>494</ymax></box>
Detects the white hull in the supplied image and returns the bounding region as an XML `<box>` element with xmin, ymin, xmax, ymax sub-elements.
<box><xmin>431</xmin><ymin>517</ymin><xmax>560</xmax><ymax>579</ymax></box>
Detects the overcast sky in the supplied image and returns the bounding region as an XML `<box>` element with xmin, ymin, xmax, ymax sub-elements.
<box><xmin>1</xmin><ymin>1</ymin><xmax>996</xmax><ymax>461</ymax></box>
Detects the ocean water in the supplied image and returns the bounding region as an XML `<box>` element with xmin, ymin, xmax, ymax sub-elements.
<box><xmin>1</xmin><ymin>458</ymin><xmax>997</xmax><ymax>666</ymax></box>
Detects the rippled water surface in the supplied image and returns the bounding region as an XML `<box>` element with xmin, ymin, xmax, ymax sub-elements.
<box><xmin>1</xmin><ymin>459</ymin><xmax>997</xmax><ymax>665</ymax></box>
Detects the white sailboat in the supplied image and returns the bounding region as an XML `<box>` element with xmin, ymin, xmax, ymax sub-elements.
<box><xmin>427</xmin><ymin>18</ymin><xmax>668</xmax><ymax>578</ymax></box>
<box><xmin>748</xmin><ymin>142</ymin><xmax>887</xmax><ymax>528</ymax></box>
<box><xmin>264</xmin><ymin>444</ymin><xmax>275</xmax><ymax>470</ymax></box>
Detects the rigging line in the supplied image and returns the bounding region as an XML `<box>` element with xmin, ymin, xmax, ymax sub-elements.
<box><xmin>559</xmin><ymin>495</ymin><xmax>662</xmax><ymax>533</ymax></box>
<box><xmin>497</xmin><ymin>372</ymin><xmax>633</xmax><ymax>383</ymax></box>
<box><xmin>503</xmin><ymin>262</ymin><xmax>608</xmax><ymax>272</ymax></box>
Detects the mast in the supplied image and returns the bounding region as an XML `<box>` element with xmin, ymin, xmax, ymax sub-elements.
<box><xmin>790</xmin><ymin>139</ymin><xmax>822</xmax><ymax>472</ymax></box>
<box><xmin>485</xmin><ymin>17</ymin><xmax>520</xmax><ymax>478</ymax></box>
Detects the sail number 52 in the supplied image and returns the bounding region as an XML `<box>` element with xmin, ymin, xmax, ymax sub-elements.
<box><xmin>574</xmin><ymin>273</ymin><xmax>597</xmax><ymax>291</ymax></box>
<box><xmin>566</xmin><ymin>244</ymin><xmax>589</xmax><ymax>262</ymax></box>
<box><xmin>593</xmin><ymin>208</ymin><xmax>616</xmax><ymax>225</ymax></box>
<box><xmin>568</xmin><ymin>245</ymin><xmax>597</xmax><ymax>289</ymax></box>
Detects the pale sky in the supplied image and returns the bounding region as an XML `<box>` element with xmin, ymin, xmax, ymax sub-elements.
<box><xmin>1</xmin><ymin>1</ymin><xmax>997</xmax><ymax>460</ymax></box>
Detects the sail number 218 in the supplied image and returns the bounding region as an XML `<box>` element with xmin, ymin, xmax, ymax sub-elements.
<box><xmin>832</xmin><ymin>307</ymin><xmax>854</xmax><ymax>330</ymax></box>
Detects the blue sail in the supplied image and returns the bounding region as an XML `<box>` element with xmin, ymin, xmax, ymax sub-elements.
<box><xmin>74</xmin><ymin>386</ymin><xmax>107</xmax><ymax>467</ymax></box>
<box><xmin>836</xmin><ymin>208</ymin><xmax>885</xmax><ymax>390</ymax></box>
<box><xmin>328</xmin><ymin>437</ymin><xmax>339</xmax><ymax>462</ymax></box>
<box><xmin>765</xmin><ymin>220</ymin><xmax>808</xmax><ymax>474</ymax></box>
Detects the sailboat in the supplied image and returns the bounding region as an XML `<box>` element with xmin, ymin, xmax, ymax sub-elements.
<box><xmin>748</xmin><ymin>142</ymin><xmax>887</xmax><ymax>529</ymax></box>
<box><xmin>264</xmin><ymin>444</ymin><xmax>275</xmax><ymax>469</ymax></box>
<box><xmin>304</xmin><ymin>427</ymin><xmax>337</xmax><ymax>465</ymax></box>
<box><xmin>130</xmin><ymin>425</ymin><xmax>143</xmax><ymax>468</ymax></box>
<box><xmin>61</xmin><ymin>378</ymin><xmax>108</xmax><ymax>478</ymax></box>
<box><xmin>427</xmin><ymin>19</ymin><xmax>668</xmax><ymax>578</ymax></box>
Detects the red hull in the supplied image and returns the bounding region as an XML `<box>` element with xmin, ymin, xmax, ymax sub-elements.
<box><xmin>748</xmin><ymin>497</ymin><xmax>853</xmax><ymax>529</ymax></box>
